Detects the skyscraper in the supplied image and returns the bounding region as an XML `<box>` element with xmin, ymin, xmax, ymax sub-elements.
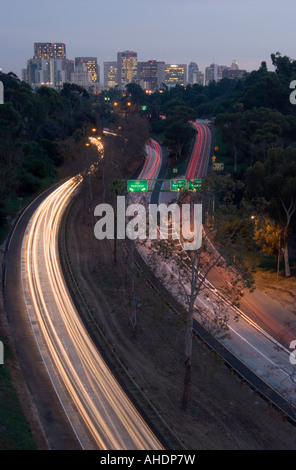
<box><xmin>26</xmin><ymin>57</ymin><xmax>66</xmax><ymax>89</ymax></box>
<box><xmin>205</xmin><ymin>63</ymin><xmax>218</xmax><ymax>85</ymax></box>
<box><xmin>192</xmin><ymin>70</ymin><xmax>204</xmax><ymax>86</ymax></box>
<box><xmin>231</xmin><ymin>59</ymin><xmax>239</xmax><ymax>70</ymax></box>
<box><xmin>103</xmin><ymin>62</ymin><xmax>118</xmax><ymax>89</ymax></box>
<box><xmin>71</xmin><ymin>62</ymin><xmax>93</xmax><ymax>89</ymax></box>
<box><xmin>164</xmin><ymin>64</ymin><xmax>187</xmax><ymax>87</ymax></box>
<box><xmin>74</xmin><ymin>57</ymin><xmax>99</xmax><ymax>83</ymax></box>
<box><xmin>34</xmin><ymin>42</ymin><xmax>66</xmax><ymax>59</ymax></box>
<box><xmin>117</xmin><ymin>51</ymin><xmax>137</xmax><ymax>89</ymax></box>
<box><xmin>137</xmin><ymin>60</ymin><xmax>165</xmax><ymax>92</ymax></box>
<box><xmin>188</xmin><ymin>62</ymin><xmax>199</xmax><ymax>84</ymax></box>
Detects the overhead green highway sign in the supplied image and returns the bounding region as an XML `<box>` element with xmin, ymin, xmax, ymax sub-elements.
<box><xmin>188</xmin><ymin>179</ymin><xmax>202</xmax><ymax>191</ymax></box>
<box><xmin>213</xmin><ymin>162</ymin><xmax>224</xmax><ymax>171</ymax></box>
<box><xmin>127</xmin><ymin>180</ymin><xmax>148</xmax><ymax>192</ymax></box>
<box><xmin>170</xmin><ymin>179</ymin><xmax>187</xmax><ymax>191</ymax></box>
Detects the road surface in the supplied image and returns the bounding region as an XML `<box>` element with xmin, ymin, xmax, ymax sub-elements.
<box><xmin>135</xmin><ymin>121</ymin><xmax>296</xmax><ymax>422</ymax></box>
<box><xmin>5</xmin><ymin>154</ymin><xmax>164</xmax><ymax>449</ymax></box>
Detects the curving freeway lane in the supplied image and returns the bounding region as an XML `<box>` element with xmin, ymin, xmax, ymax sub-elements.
<box><xmin>186</xmin><ymin>120</ymin><xmax>212</xmax><ymax>180</ymax></box>
<box><xmin>16</xmin><ymin>169</ymin><xmax>164</xmax><ymax>449</ymax></box>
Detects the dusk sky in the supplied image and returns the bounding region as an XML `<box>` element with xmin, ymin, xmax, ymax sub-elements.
<box><xmin>1</xmin><ymin>0</ymin><xmax>295</xmax><ymax>80</ymax></box>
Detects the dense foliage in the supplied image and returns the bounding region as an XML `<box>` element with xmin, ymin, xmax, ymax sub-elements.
<box><xmin>129</xmin><ymin>52</ymin><xmax>296</xmax><ymax>276</ymax></box>
<box><xmin>0</xmin><ymin>72</ymin><xmax>96</xmax><ymax>230</ymax></box>
<box><xmin>1</xmin><ymin>52</ymin><xmax>296</xmax><ymax>274</ymax></box>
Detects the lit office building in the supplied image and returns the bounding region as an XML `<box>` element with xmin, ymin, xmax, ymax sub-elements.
<box><xmin>26</xmin><ymin>57</ymin><xmax>66</xmax><ymax>90</ymax></box>
<box><xmin>164</xmin><ymin>64</ymin><xmax>187</xmax><ymax>87</ymax></box>
<box><xmin>137</xmin><ymin>60</ymin><xmax>165</xmax><ymax>92</ymax></box>
<box><xmin>34</xmin><ymin>42</ymin><xmax>66</xmax><ymax>59</ymax></box>
<box><xmin>117</xmin><ymin>51</ymin><xmax>137</xmax><ymax>89</ymax></box>
<box><xmin>75</xmin><ymin>57</ymin><xmax>99</xmax><ymax>83</ymax></box>
<box><xmin>103</xmin><ymin>61</ymin><xmax>118</xmax><ymax>89</ymax></box>
<box><xmin>71</xmin><ymin>63</ymin><xmax>92</xmax><ymax>89</ymax></box>
<box><xmin>39</xmin><ymin>58</ymin><xmax>66</xmax><ymax>89</ymax></box>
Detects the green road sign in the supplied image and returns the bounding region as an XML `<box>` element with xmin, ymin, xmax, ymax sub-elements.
<box><xmin>127</xmin><ymin>180</ymin><xmax>148</xmax><ymax>192</ymax></box>
<box><xmin>170</xmin><ymin>179</ymin><xmax>187</xmax><ymax>191</ymax></box>
<box><xmin>213</xmin><ymin>162</ymin><xmax>224</xmax><ymax>171</ymax></box>
<box><xmin>188</xmin><ymin>179</ymin><xmax>202</xmax><ymax>191</ymax></box>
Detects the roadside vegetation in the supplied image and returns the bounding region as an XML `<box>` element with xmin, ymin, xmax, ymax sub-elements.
<box><xmin>0</xmin><ymin>338</ymin><xmax>37</xmax><ymax>449</ymax></box>
<box><xmin>1</xmin><ymin>51</ymin><xmax>296</xmax><ymax>448</ymax></box>
<box><xmin>106</xmin><ymin>53</ymin><xmax>296</xmax><ymax>283</ymax></box>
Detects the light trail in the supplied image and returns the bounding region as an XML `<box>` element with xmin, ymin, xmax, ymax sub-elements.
<box><xmin>21</xmin><ymin>175</ymin><xmax>163</xmax><ymax>450</ymax></box>
<box><xmin>137</xmin><ymin>121</ymin><xmax>296</xmax><ymax>416</ymax></box>
<box><xmin>186</xmin><ymin>121</ymin><xmax>212</xmax><ymax>179</ymax></box>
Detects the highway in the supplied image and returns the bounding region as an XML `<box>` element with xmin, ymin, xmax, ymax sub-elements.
<box><xmin>5</xmin><ymin>122</ymin><xmax>296</xmax><ymax>450</ymax></box>
<box><xmin>186</xmin><ymin>120</ymin><xmax>212</xmax><ymax>179</ymax></box>
<box><xmin>135</xmin><ymin>120</ymin><xmax>296</xmax><ymax>422</ymax></box>
<box><xmin>139</xmin><ymin>138</ymin><xmax>162</xmax><ymax>182</ymax></box>
<box><xmin>18</xmin><ymin>161</ymin><xmax>164</xmax><ymax>449</ymax></box>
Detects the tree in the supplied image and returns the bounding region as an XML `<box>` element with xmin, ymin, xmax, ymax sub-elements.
<box><xmin>253</xmin><ymin>216</ymin><xmax>282</xmax><ymax>256</ymax></box>
<box><xmin>164</xmin><ymin>120</ymin><xmax>195</xmax><ymax>161</ymax></box>
<box><xmin>138</xmin><ymin>191</ymin><xmax>254</xmax><ymax>412</ymax></box>
<box><xmin>246</xmin><ymin>147</ymin><xmax>296</xmax><ymax>277</ymax></box>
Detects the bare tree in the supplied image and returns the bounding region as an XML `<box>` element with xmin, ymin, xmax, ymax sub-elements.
<box><xmin>138</xmin><ymin>195</ymin><xmax>254</xmax><ymax>412</ymax></box>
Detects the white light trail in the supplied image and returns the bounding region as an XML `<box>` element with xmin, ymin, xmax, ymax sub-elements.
<box><xmin>21</xmin><ymin>176</ymin><xmax>163</xmax><ymax>450</ymax></box>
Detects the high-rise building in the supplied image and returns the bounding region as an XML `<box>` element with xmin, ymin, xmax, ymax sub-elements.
<box><xmin>205</xmin><ymin>63</ymin><xmax>218</xmax><ymax>85</ymax></box>
<box><xmin>103</xmin><ymin>62</ymin><xmax>118</xmax><ymax>89</ymax></box>
<box><xmin>192</xmin><ymin>70</ymin><xmax>204</xmax><ymax>86</ymax></box>
<box><xmin>222</xmin><ymin>68</ymin><xmax>246</xmax><ymax>80</ymax></box>
<box><xmin>164</xmin><ymin>64</ymin><xmax>187</xmax><ymax>87</ymax></box>
<box><xmin>221</xmin><ymin>60</ymin><xmax>246</xmax><ymax>80</ymax></box>
<box><xmin>26</xmin><ymin>58</ymin><xmax>40</xmax><ymax>86</ymax></box>
<box><xmin>22</xmin><ymin>68</ymin><xmax>28</xmax><ymax>82</ymax></box>
<box><xmin>43</xmin><ymin>59</ymin><xmax>66</xmax><ymax>89</ymax></box>
<box><xmin>217</xmin><ymin>65</ymin><xmax>228</xmax><ymax>81</ymax></box>
<box><xmin>71</xmin><ymin>62</ymin><xmax>92</xmax><ymax>89</ymax></box>
<box><xmin>188</xmin><ymin>62</ymin><xmax>199</xmax><ymax>84</ymax></box>
<box><xmin>117</xmin><ymin>51</ymin><xmax>137</xmax><ymax>89</ymax></box>
<box><xmin>75</xmin><ymin>57</ymin><xmax>99</xmax><ymax>83</ymax></box>
<box><xmin>231</xmin><ymin>59</ymin><xmax>239</xmax><ymax>70</ymax></box>
<box><xmin>27</xmin><ymin>42</ymin><xmax>67</xmax><ymax>89</ymax></box>
<box><xmin>26</xmin><ymin>57</ymin><xmax>66</xmax><ymax>89</ymax></box>
<box><xmin>137</xmin><ymin>60</ymin><xmax>165</xmax><ymax>92</ymax></box>
<box><xmin>34</xmin><ymin>42</ymin><xmax>66</xmax><ymax>59</ymax></box>
<box><xmin>64</xmin><ymin>59</ymin><xmax>74</xmax><ymax>82</ymax></box>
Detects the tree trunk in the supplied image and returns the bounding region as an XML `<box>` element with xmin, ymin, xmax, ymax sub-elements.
<box><xmin>129</xmin><ymin>240</ymin><xmax>137</xmax><ymax>332</ymax></box>
<box><xmin>183</xmin><ymin>291</ymin><xmax>194</xmax><ymax>411</ymax></box>
<box><xmin>282</xmin><ymin>242</ymin><xmax>291</xmax><ymax>277</ymax></box>
<box><xmin>182</xmin><ymin>357</ymin><xmax>191</xmax><ymax>411</ymax></box>
<box><xmin>232</xmin><ymin>143</ymin><xmax>238</xmax><ymax>173</ymax></box>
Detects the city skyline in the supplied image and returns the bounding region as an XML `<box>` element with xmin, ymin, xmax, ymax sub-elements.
<box><xmin>1</xmin><ymin>0</ymin><xmax>296</xmax><ymax>80</ymax></box>
<box><xmin>23</xmin><ymin>45</ymin><xmax>245</xmax><ymax>90</ymax></box>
